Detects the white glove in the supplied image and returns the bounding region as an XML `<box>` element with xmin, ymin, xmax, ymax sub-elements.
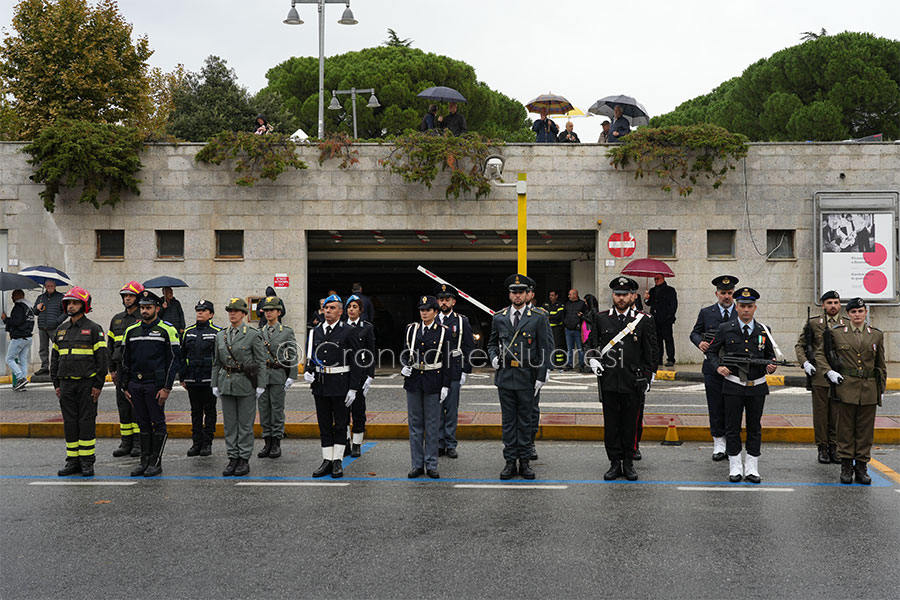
<box><xmin>303</xmin><ymin>371</ymin><xmax>315</xmax><ymax>383</ymax></box>
<box><xmin>440</xmin><ymin>387</ymin><xmax>449</xmax><ymax>403</ymax></box>
<box><xmin>826</xmin><ymin>370</ymin><xmax>844</xmax><ymax>385</ymax></box>
<box><xmin>345</xmin><ymin>390</ymin><xmax>357</xmax><ymax>407</ymax></box>
<box><xmin>362</xmin><ymin>376</ymin><xmax>374</xmax><ymax>395</ymax></box>
<box><xmin>491</xmin><ymin>356</ymin><xmax>500</xmax><ymax>369</ymax></box>
<box><xmin>588</xmin><ymin>358</ymin><xmax>604</xmax><ymax>376</ymax></box>
<box><xmin>803</xmin><ymin>361</ymin><xmax>816</xmax><ymax>377</ymax></box>
<box><xmin>212</xmin><ymin>386</ymin><xmax>221</xmax><ymax>398</ymax></box>
<box><xmin>401</xmin><ymin>366</ymin><xmax>413</xmax><ymax>377</ymax></box>
<box><xmin>284</xmin><ymin>378</ymin><xmax>294</xmax><ymax>390</ymax></box>
<box><xmin>534</xmin><ymin>379</ymin><xmax>545</xmax><ymax>397</ymax></box>
<box><xmin>460</xmin><ymin>372</ymin><xmax>467</xmax><ymax>386</ymax></box>
<box><xmin>255</xmin><ymin>387</ymin><xmax>265</xmax><ymax>399</ymax></box>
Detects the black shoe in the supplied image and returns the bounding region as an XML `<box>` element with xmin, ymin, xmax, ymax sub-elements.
<box><xmin>112</xmin><ymin>436</ymin><xmax>134</xmax><ymax>457</ymax></box>
<box><xmin>223</xmin><ymin>458</ymin><xmax>238</xmax><ymax>477</ymax></box>
<box><xmin>34</xmin><ymin>368</ymin><xmax>49</xmax><ymax>376</ymax></box>
<box><xmin>632</xmin><ymin>448</ymin><xmax>642</xmax><ymax>461</ymax></box>
<box><xmin>665</xmin><ymin>359</ymin><xmax>675</xmax><ymax>367</ymax></box>
<box><xmin>269</xmin><ymin>438</ymin><xmax>282</xmax><ymax>459</ymax></box>
<box><xmin>313</xmin><ymin>460</ymin><xmax>333</xmax><ymax>478</ymax></box>
<box><xmin>343</xmin><ymin>445</ymin><xmax>352</xmax><ymax>457</ymax></box>
<box><xmin>57</xmin><ymin>459</ymin><xmax>81</xmax><ymax>477</ymax></box>
<box><xmin>603</xmin><ymin>461</ymin><xmax>622</xmax><ymax>481</ymax></box>
<box><xmin>332</xmin><ymin>459</ymin><xmax>343</xmax><ymax>478</ymax></box>
<box><xmin>350</xmin><ymin>444</ymin><xmax>361</xmax><ymax>458</ymax></box>
<box><xmin>257</xmin><ymin>437</ymin><xmax>272</xmax><ymax>458</ymax></box>
<box><xmin>233</xmin><ymin>458</ymin><xmax>250</xmax><ymax>477</ymax></box>
<box><xmin>527</xmin><ymin>445</ymin><xmax>538</xmax><ymax>461</ymax></box>
<box><xmin>199</xmin><ymin>443</ymin><xmax>212</xmax><ymax>457</ymax></box>
<box><xmin>446</xmin><ymin>448</ymin><xmax>459</xmax><ymax>459</ymax></box>
<box><xmin>13</xmin><ymin>380</ymin><xmax>27</xmax><ymax>391</ymax></box>
<box><xmin>728</xmin><ymin>473</ymin><xmax>743</xmax><ymax>483</ymax></box>
<box><xmin>622</xmin><ymin>460</ymin><xmax>638</xmax><ymax>481</ymax></box>
<box><xmin>130</xmin><ymin>443</ymin><xmax>141</xmax><ymax>457</ymax></box>
<box><xmin>438</xmin><ymin>448</ymin><xmax>446</xmax><ymax>457</ymax></box>
<box><xmin>131</xmin><ymin>458</ymin><xmax>149</xmax><ymax>477</ymax></box>
<box><xmin>840</xmin><ymin>459</ymin><xmax>853</xmax><ymax>484</ymax></box>
<box><xmin>712</xmin><ymin>452</ymin><xmax>727</xmax><ymax>462</ymax></box>
<box><xmin>408</xmin><ymin>467</ymin><xmax>425</xmax><ymax>479</ymax></box>
<box><xmin>80</xmin><ymin>461</ymin><xmax>95</xmax><ymax>477</ymax></box>
<box><xmin>519</xmin><ymin>459</ymin><xmax>535</xmax><ymax>480</ymax></box>
<box><xmin>828</xmin><ymin>445</ymin><xmax>840</xmax><ymax>464</ymax></box>
<box><xmin>143</xmin><ymin>432</ymin><xmax>166</xmax><ymax>477</ymax></box>
<box><xmin>817</xmin><ymin>445</ymin><xmax>830</xmax><ymax>464</ymax></box>
<box><xmin>500</xmin><ymin>461</ymin><xmax>517</xmax><ymax>480</ymax></box>
<box><xmin>426</xmin><ymin>468</ymin><xmax>440</xmax><ymax>479</ymax></box>
<box><xmin>187</xmin><ymin>442</ymin><xmax>202</xmax><ymax>457</ymax></box>
<box><xmin>745</xmin><ymin>473</ymin><xmax>761</xmax><ymax>484</ymax></box>
<box><xmin>854</xmin><ymin>462</ymin><xmax>871</xmax><ymax>485</ymax></box>
<box><xmin>130</xmin><ymin>433</ymin><xmax>152</xmax><ymax>476</ymax></box>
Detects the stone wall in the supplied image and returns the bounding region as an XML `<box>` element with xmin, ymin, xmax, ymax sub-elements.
<box><xmin>1</xmin><ymin>141</ymin><xmax>898</xmax><ymax>365</ymax></box>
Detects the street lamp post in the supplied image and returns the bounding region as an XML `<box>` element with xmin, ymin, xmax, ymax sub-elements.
<box><xmin>328</xmin><ymin>88</ymin><xmax>380</xmax><ymax>139</ymax></box>
<box><xmin>283</xmin><ymin>0</ymin><xmax>358</xmax><ymax>139</ymax></box>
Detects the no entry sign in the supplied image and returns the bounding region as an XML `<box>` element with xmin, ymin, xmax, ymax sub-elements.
<box><xmin>608</xmin><ymin>232</ymin><xmax>636</xmax><ymax>258</ymax></box>
<box><xmin>273</xmin><ymin>273</ymin><xmax>290</xmax><ymax>288</ymax></box>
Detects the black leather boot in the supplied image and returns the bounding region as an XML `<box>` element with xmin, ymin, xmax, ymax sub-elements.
<box><xmin>112</xmin><ymin>435</ymin><xmax>133</xmax><ymax>457</ymax></box>
<box><xmin>839</xmin><ymin>459</ymin><xmax>853</xmax><ymax>484</ymax></box>
<box><xmin>186</xmin><ymin>441</ymin><xmax>202</xmax><ymax>457</ymax></box>
<box><xmin>518</xmin><ymin>459</ymin><xmax>535</xmax><ymax>480</ymax></box>
<box><xmin>350</xmin><ymin>444</ymin><xmax>361</xmax><ymax>458</ymax></box>
<box><xmin>80</xmin><ymin>458</ymin><xmax>95</xmax><ymax>477</ymax></box>
<box><xmin>622</xmin><ymin>459</ymin><xmax>638</xmax><ymax>481</ymax></box>
<box><xmin>130</xmin><ymin>433</ymin><xmax>152</xmax><ymax>477</ymax></box>
<box><xmin>268</xmin><ymin>437</ymin><xmax>281</xmax><ymax>459</ymax></box>
<box><xmin>604</xmin><ymin>460</ymin><xmax>623</xmax><ymax>481</ymax></box>
<box><xmin>233</xmin><ymin>457</ymin><xmax>250</xmax><ymax>477</ymax></box>
<box><xmin>143</xmin><ymin>432</ymin><xmax>167</xmax><ymax>477</ymax></box>
<box><xmin>222</xmin><ymin>458</ymin><xmax>238</xmax><ymax>476</ymax></box>
<box><xmin>500</xmin><ymin>460</ymin><xmax>517</xmax><ymax>480</ymax></box>
<box><xmin>199</xmin><ymin>443</ymin><xmax>212</xmax><ymax>457</ymax></box>
<box><xmin>312</xmin><ymin>460</ymin><xmax>333</xmax><ymax>478</ymax></box>
<box><xmin>57</xmin><ymin>458</ymin><xmax>81</xmax><ymax>477</ymax></box>
<box><xmin>632</xmin><ymin>446</ymin><xmax>642</xmax><ymax>461</ymax></box>
<box><xmin>257</xmin><ymin>437</ymin><xmax>272</xmax><ymax>458</ymax></box>
<box><xmin>817</xmin><ymin>444</ymin><xmax>830</xmax><ymax>464</ymax></box>
<box><xmin>828</xmin><ymin>444</ymin><xmax>839</xmax><ymax>464</ymax></box>
<box><xmin>854</xmin><ymin>461</ymin><xmax>871</xmax><ymax>485</ymax></box>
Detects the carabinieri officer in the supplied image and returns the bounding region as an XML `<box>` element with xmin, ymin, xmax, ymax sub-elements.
<box><xmin>488</xmin><ymin>274</ymin><xmax>552</xmax><ymax>481</ymax></box>
<box><xmin>706</xmin><ymin>287</ymin><xmax>777</xmax><ymax>484</ymax></box>
<box><xmin>401</xmin><ymin>295</ymin><xmax>451</xmax><ymax>479</ymax></box>
<box><xmin>345</xmin><ymin>294</ymin><xmax>375</xmax><ymax>458</ymax></box>
<box><xmin>121</xmin><ymin>290</ymin><xmax>181</xmax><ymax>477</ymax></box>
<box><xmin>435</xmin><ymin>284</ymin><xmax>474</xmax><ymax>460</ymax></box>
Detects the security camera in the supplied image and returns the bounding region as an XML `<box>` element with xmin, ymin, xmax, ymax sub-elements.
<box><xmin>484</xmin><ymin>155</ymin><xmax>504</xmax><ymax>180</ymax></box>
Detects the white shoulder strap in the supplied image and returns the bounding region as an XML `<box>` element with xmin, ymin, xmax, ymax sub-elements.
<box><xmin>600</xmin><ymin>313</ymin><xmax>645</xmax><ymax>357</ymax></box>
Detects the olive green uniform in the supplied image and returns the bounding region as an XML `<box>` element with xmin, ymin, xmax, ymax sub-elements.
<box><xmin>794</xmin><ymin>314</ymin><xmax>844</xmax><ymax>449</ymax></box>
<box><xmin>258</xmin><ymin>322</ymin><xmax>296</xmax><ymax>440</ymax></box>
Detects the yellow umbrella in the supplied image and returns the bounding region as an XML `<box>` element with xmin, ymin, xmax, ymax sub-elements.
<box><xmin>549</xmin><ymin>106</ymin><xmax>591</xmax><ymax>120</ymax></box>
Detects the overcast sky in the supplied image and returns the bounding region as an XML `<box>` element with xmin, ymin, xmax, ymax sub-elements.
<box><xmin>3</xmin><ymin>0</ymin><xmax>899</xmax><ymax>141</ymax></box>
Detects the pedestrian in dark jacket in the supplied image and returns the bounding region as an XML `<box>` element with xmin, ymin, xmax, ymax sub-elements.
<box><xmin>159</xmin><ymin>286</ymin><xmax>186</xmax><ymax>334</ymax></box>
<box><xmin>557</xmin><ymin>121</ymin><xmax>581</xmax><ymax>143</ymax></box>
<box><xmin>532</xmin><ymin>108</ymin><xmax>559</xmax><ymax>143</ymax></box>
<box><xmin>608</xmin><ymin>105</ymin><xmax>630</xmax><ymax>142</ymax></box>
<box><xmin>3</xmin><ymin>289</ymin><xmax>35</xmax><ymax>390</ymax></box>
<box><xmin>419</xmin><ymin>104</ymin><xmax>438</xmax><ymax>131</ymax></box>
<box><xmin>563</xmin><ymin>289</ymin><xmax>587</xmax><ymax>370</ymax></box>
<box><xmin>32</xmin><ymin>280</ymin><xmax>66</xmax><ymax>374</ymax></box>
<box><xmin>644</xmin><ymin>275</ymin><xmax>678</xmax><ymax>366</ymax></box>
<box><xmin>438</xmin><ymin>102</ymin><xmax>467</xmax><ymax>136</ymax></box>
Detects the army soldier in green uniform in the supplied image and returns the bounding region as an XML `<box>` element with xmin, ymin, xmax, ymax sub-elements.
<box><xmin>820</xmin><ymin>298</ymin><xmax>886</xmax><ymax>485</ymax></box>
<box><xmin>257</xmin><ymin>296</ymin><xmax>296</xmax><ymax>460</ymax></box>
<box><xmin>794</xmin><ymin>290</ymin><xmax>844</xmax><ymax>464</ymax></box>
<box><xmin>488</xmin><ymin>274</ymin><xmax>552</xmax><ymax>480</ymax></box>
<box><xmin>211</xmin><ymin>298</ymin><xmax>268</xmax><ymax>477</ymax></box>
<box><xmin>108</xmin><ymin>281</ymin><xmax>144</xmax><ymax>458</ymax></box>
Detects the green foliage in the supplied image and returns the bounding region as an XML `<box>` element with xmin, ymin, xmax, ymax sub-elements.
<box><xmin>132</xmin><ymin>65</ymin><xmax>186</xmax><ymax>142</ymax></box>
<box><xmin>607</xmin><ymin>124</ymin><xmax>749</xmax><ymax>197</ymax></box>
<box><xmin>650</xmin><ymin>32</ymin><xmax>900</xmax><ymax>141</ymax></box>
<box><xmin>0</xmin><ymin>0</ymin><xmax>153</xmax><ymax>140</ymax></box>
<box><xmin>263</xmin><ymin>46</ymin><xmax>531</xmax><ymax>141</ymax></box>
<box><xmin>380</xmin><ymin>131</ymin><xmax>501</xmax><ymax>199</ymax></box>
<box><xmin>384</xmin><ymin>29</ymin><xmax>413</xmax><ymax>48</ymax></box>
<box><xmin>23</xmin><ymin>119</ymin><xmax>143</xmax><ymax>212</ymax></box>
<box><xmin>317</xmin><ymin>133</ymin><xmax>359</xmax><ymax>169</ymax></box>
<box><xmin>195</xmin><ymin>131</ymin><xmax>308</xmax><ymax>186</ymax></box>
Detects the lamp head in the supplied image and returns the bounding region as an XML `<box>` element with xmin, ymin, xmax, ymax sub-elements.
<box><xmin>337</xmin><ymin>6</ymin><xmax>357</xmax><ymax>25</ymax></box>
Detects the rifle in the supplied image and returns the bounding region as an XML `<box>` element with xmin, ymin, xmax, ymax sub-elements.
<box><xmin>822</xmin><ymin>327</ymin><xmax>841</xmax><ymax>402</ymax></box>
<box><xmin>803</xmin><ymin>306</ymin><xmax>816</xmax><ymax>391</ymax></box>
<box><xmin>701</xmin><ymin>331</ymin><xmax>717</xmax><ymax>344</ymax></box>
<box><xmin>719</xmin><ymin>355</ymin><xmax>796</xmax><ymax>382</ymax></box>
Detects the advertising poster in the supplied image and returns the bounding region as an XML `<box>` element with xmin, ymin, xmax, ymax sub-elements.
<box><xmin>820</xmin><ymin>212</ymin><xmax>895</xmax><ymax>300</ymax></box>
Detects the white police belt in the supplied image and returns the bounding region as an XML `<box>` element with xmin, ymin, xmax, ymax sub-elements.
<box><xmin>450</xmin><ymin>349</ymin><xmax>463</xmax><ymax>358</ymax></box>
<box><xmin>315</xmin><ymin>365</ymin><xmax>350</xmax><ymax>374</ymax></box>
<box><xmin>724</xmin><ymin>374</ymin><xmax>767</xmax><ymax>387</ymax></box>
<box><xmin>414</xmin><ymin>362</ymin><xmax>442</xmax><ymax>371</ymax></box>
<box><xmin>599</xmin><ymin>313</ymin><xmax>645</xmax><ymax>357</ymax></box>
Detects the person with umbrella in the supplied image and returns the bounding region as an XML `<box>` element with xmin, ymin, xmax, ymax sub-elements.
<box><xmin>644</xmin><ymin>275</ymin><xmax>678</xmax><ymax>367</ymax></box>
<box><xmin>32</xmin><ymin>278</ymin><xmax>67</xmax><ymax>376</ymax></box>
<box><xmin>438</xmin><ymin>102</ymin><xmax>467</xmax><ymax>136</ymax></box>
<box><xmin>2</xmin><ymin>289</ymin><xmax>35</xmax><ymax>390</ymax></box>
<box><xmin>531</xmin><ymin>108</ymin><xmax>559</xmax><ymax>143</ymax></box>
<box><xmin>609</xmin><ymin>105</ymin><xmax>631</xmax><ymax>142</ymax></box>
<box><xmin>160</xmin><ymin>286</ymin><xmax>186</xmax><ymax>335</ymax></box>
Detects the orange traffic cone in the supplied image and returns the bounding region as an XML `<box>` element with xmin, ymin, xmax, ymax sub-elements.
<box><xmin>661</xmin><ymin>418</ymin><xmax>683</xmax><ymax>446</ymax></box>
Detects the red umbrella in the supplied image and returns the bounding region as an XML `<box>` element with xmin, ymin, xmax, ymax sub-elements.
<box><xmin>621</xmin><ymin>258</ymin><xmax>674</xmax><ymax>278</ymax></box>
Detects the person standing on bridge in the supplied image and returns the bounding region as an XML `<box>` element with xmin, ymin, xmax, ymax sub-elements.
<box><xmin>689</xmin><ymin>275</ymin><xmax>740</xmax><ymax>462</ymax></box>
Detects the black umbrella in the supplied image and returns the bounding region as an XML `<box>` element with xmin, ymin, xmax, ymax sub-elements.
<box><xmin>588</xmin><ymin>94</ymin><xmax>650</xmax><ymax>126</ymax></box>
<box><xmin>0</xmin><ymin>270</ymin><xmax>42</xmax><ymax>291</ymax></box>
<box><xmin>143</xmin><ymin>276</ymin><xmax>189</xmax><ymax>288</ymax></box>
<box><xmin>417</xmin><ymin>86</ymin><xmax>467</xmax><ymax>103</ymax></box>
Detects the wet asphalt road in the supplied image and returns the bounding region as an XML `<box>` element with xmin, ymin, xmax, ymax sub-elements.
<box><xmin>5</xmin><ymin>372</ymin><xmax>900</xmax><ymax>416</ymax></box>
<box><xmin>1</xmin><ymin>438</ymin><xmax>898</xmax><ymax>599</ymax></box>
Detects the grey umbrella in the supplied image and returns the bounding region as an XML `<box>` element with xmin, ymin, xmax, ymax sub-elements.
<box><xmin>417</xmin><ymin>86</ymin><xmax>467</xmax><ymax>103</ymax></box>
<box><xmin>0</xmin><ymin>270</ymin><xmax>41</xmax><ymax>291</ymax></box>
<box><xmin>588</xmin><ymin>95</ymin><xmax>650</xmax><ymax>127</ymax></box>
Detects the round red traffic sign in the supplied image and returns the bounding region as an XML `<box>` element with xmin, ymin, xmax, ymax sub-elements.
<box><xmin>608</xmin><ymin>231</ymin><xmax>636</xmax><ymax>258</ymax></box>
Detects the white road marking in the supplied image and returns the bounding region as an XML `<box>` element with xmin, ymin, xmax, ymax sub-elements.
<box><xmin>676</xmin><ymin>486</ymin><xmax>793</xmax><ymax>492</ymax></box>
<box><xmin>29</xmin><ymin>481</ymin><xmax>137</xmax><ymax>486</ymax></box>
<box><xmin>453</xmin><ymin>484</ymin><xmax>568</xmax><ymax>490</ymax></box>
<box><xmin>235</xmin><ymin>481</ymin><xmax>350</xmax><ymax>487</ymax></box>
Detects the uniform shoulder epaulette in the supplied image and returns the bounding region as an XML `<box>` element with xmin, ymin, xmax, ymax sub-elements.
<box><xmin>532</xmin><ymin>306</ymin><xmax>548</xmax><ymax>315</ymax></box>
<box><xmin>210</xmin><ymin>323</ymin><xmax>222</xmax><ymax>330</ymax></box>
<box><xmin>122</xmin><ymin>321</ymin><xmax>142</xmax><ymax>336</ymax></box>
<box><xmin>501</xmin><ymin>308</ymin><xmax>509</xmax><ymax>316</ymax></box>
<box><xmin>869</xmin><ymin>326</ymin><xmax>882</xmax><ymax>332</ymax></box>
<box><xmin>184</xmin><ymin>324</ymin><xmax>197</xmax><ymax>332</ymax></box>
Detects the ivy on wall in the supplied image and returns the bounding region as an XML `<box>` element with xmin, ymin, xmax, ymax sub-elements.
<box><xmin>195</xmin><ymin>131</ymin><xmax>307</xmax><ymax>186</ymax></box>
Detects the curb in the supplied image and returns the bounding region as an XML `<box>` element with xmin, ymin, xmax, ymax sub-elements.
<box><xmin>3</xmin><ymin>422</ymin><xmax>898</xmax><ymax>445</ymax></box>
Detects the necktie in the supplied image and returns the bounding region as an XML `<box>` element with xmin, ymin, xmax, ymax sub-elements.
<box><xmin>619</xmin><ymin>314</ymin><xmax>626</xmax><ymax>326</ymax></box>
<box><xmin>723</xmin><ymin>308</ymin><xmax>730</xmax><ymax>322</ymax></box>
<box><xmin>743</xmin><ymin>325</ymin><xmax>750</xmax><ymax>337</ymax></box>
<box><xmin>325</xmin><ymin>325</ymin><xmax>332</xmax><ymax>337</ymax></box>
<box><xmin>513</xmin><ymin>310</ymin><xmax>520</xmax><ymax>329</ymax></box>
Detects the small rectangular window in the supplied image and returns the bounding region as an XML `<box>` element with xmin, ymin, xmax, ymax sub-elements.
<box><xmin>648</xmin><ymin>230</ymin><xmax>676</xmax><ymax>258</ymax></box>
<box><xmin>156</xmin><ymin>230</ymin><xmax>184</xmax><ymax>258</ymax></box>
<box><xmin>766</xmin><ymin>230</ymin><xmax>795</xmax><ymax>259</ymax></box>
<box><xmin>96</xmin><ymin>230</ymin><xmax>124</xmax><ymax>259</ymax></box>
<box><xmin>216</xmin><ymin>230</ymin><xmax>244</xmax><ymax>259</ymax></box>
<box><xmin>707</xmin><ymin>230</ymin><xmax>735</xmax><ymax>258</ymax></box>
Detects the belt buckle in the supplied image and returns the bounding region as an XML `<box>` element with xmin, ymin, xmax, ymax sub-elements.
<box><xmin>137</xmin><ymin>373</ymin><xmax>143</xmax><ymax>380</ymax></box>
<box><xmin>510</xmin><ymin>360</ymin><xmax>520</xmax><ymax>367</ymax></box>
<box><xmin>747</xmin><ymin>380</ymin><xmax>754</xmax><ymax>387</ymax></box>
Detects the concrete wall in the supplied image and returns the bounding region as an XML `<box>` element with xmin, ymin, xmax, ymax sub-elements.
<box><xmin>1</xmin><ymin>141</ymin><xmax>898</xmax><ymax>368</ymax></box>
